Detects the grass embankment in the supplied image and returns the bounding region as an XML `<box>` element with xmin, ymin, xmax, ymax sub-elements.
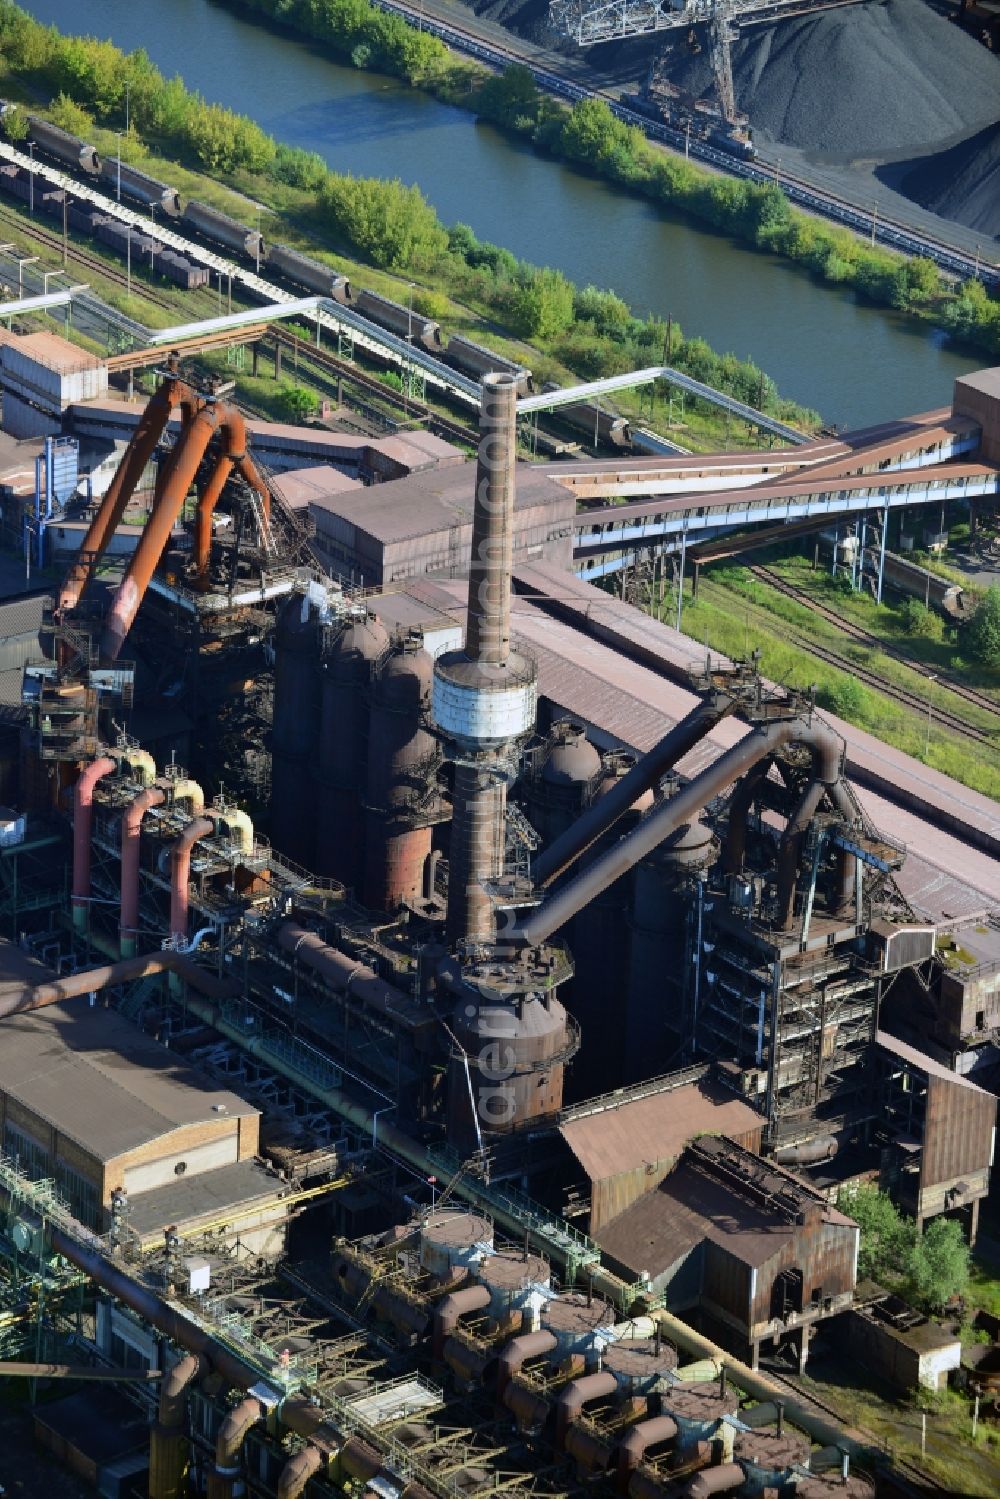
<box><xmin>660</xmin><ymin>555</ymin><xmax>1000</xmax><ymax>799</ymax></box>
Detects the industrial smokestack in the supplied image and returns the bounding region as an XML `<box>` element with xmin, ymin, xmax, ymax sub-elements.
<box><xmin>433</xmin><ymin>375</ymin><xmax>537</xmax><ymax>947</ymax></box>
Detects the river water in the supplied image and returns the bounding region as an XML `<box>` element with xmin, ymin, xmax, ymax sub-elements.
<box><xmin>21</xmin><ymin>0</ymin><xmax>981</xmax><ymax>427</ymax></box>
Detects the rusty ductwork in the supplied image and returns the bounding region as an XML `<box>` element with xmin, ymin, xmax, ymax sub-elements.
<box><xmin>193</xmin><ymin>406</ymin><xmax>271</xmax><ymax>583</ymax></box>
<box><xmin>120</xmin><ymin>781</ymin><xmax>166</xmax><ymax>957</ymax></box>
<box><xmin>554</xmin><ymin>1370</ymin><xmax>618</xmax><ymax>1449</ymax></box>
<box><xmin>71</xmin><ymin>755</ymin><xmax>117</xmax><ymax>935</ymax></box>
<box><xmin>614</xmin><ymin>1416</ymin><xmax>678</xmax><ymax>1494</ymax></box>
<box><xmin>432</xmin><ymin>1283</ymin><xmax>491</xmax><ymax>1359</ymax></box>
<box><xmin>169</xmin><ymin>816</ymin><xmax>215</xmax><ymax>941</ymax></box>
<box><xmin>206</xmin><ymin>1395</ymin><xmax>264</xmax><ymax>1499</ymax></box>
<box><xmin>149</xmin><ymin>1353</ymin><xmax>206</xmax><ymax>1499</ymax></box>
<box><xmin>0</xmin><ymin>951</ymin><xmax>234</xmax><ymax>1022</ymax></box>
<box><xmin>496</xmin><ymin>1329</ymin><xmax>557</xmax><ymax>1399</ymax></box>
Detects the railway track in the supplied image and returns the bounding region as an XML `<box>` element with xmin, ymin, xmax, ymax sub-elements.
<box><xmin>0</xmin><ymin>200</ymin><xmax>177</xmax><ymax>310</ymax></box>
<box><xmin>749</xmin><ymin>564</ymin><xmax>1000</xmax><ymax>724</ymax></box>
<box><xmin>271</xmin><ymin>326</ymin><xmax>479</xmax><ymax>448</ymax></box>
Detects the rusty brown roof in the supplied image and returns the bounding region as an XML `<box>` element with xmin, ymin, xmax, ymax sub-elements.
<box><xmin>559</xmin><ymin>1077</ymin><xmax>763</xmax><ymax>1184</ymax></box>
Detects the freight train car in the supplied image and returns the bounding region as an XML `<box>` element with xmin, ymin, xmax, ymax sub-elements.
<box><xmin>352</xmin><ymin>289</ymin><xmax>443</xmax><ymax>350</ymax></box>
<box><xmin>98</xmin><ymin>159</ymin><xmax>182</xmax><ymax>216</ymax></box>
<box><xmin>266</xmin><ymin>243</ymin><xmax>351</xmax><ymax>302</ymax></box>
<box><xmin>545</xmin><ymin>392</ymin><xmax>632</xmax><ymax>448</ymax></box>
<box><xmin>26</xmin><ymin>115</ymin><xmax>101</xmax><ymax>175</ymax></box>
<box><xmin>445</xmin><ymin>334</ymin><xmax>532</xmax><ymax>392</ymax></box>
<box><xmin>184</xmin><ymin>200</ymin><xmax>265</xmax><ymax>262</ymax></box>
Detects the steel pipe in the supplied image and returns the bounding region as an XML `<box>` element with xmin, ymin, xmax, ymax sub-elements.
<box><xmin>277</xmin><ymin>1445</ymin><xmax>324</xmax><ymax>1499</ymax></box>
<box><xmin>169</xmin><ymin>817</ymin><xmax>215</xmax><ymax>941</ymax></box>
<box><xmin>276</xmin><ymin>923</ymin><xmax>412</xmax><ymax>1014</ymax></box>
<box><xmin>0</xmin><ymin>952</ymin><xmax>234</xmax><ymax>1021</ymax></box>
<box><xmin>58</xmin><ymin>364</ymin><xmax>188</xmax><ymax>615</ymax></box>
<box><xmin>775</xmin><ymin>778</ymin><xmax>827</xmax><ymax>929</ymax></box>
<box><xmin>432</xmin><ymin>1283</ymin><xmax>491</xmax><ymax>1359</ymax></box>
<box><xmin>554</xmin><ymin>1370</ymin><xmax>618</xmax><ymax>1449</ymax></box>
<box><xmin>515</xmin><ymin>717</ymin><xmax>846</xmax><ymax>949</ymax></box>
<box><xmin>615</xmin><ymin>1416</ymin><xmax>678</xmax><ymax>1493</ymax></box>
<box><xmin>102</xmin><ymin>400</ymin><xmax>220</xmax><ymax>660</ymax></box>
<box><xmin>533</xmin><ymin>691</ymin><xmax>735</xmax><ymax>887</ymax></box>
<box><xmin>466</xmin><ymin>372</ymin><xmax>519</xmax><ymax>666</ymax></box>
<box><xmin>120</xmin><ymin>782</ymin><xmax>166</xmax><ymax>956</ymax></box>
<box><xmin>71</xmin><ymin>756</ymin><xmax>116</xmax><ymax>934</ymax></box>
<box><xmin>150</xmin><ymin>1352</ymin><xmax>205</xmax><ymax>1499</ymax></box>
<box><xmin>193</xmin><ymin>407</ymin><xmax>270</xmax><ymax>581</ymax></box>
<box><xmin>496</xmin><ymin>1329</ymin><xmax>557</xmax><ymax>1399</ymax></box>
<box><xmin>206</xmin><ymin>1395</ymin><xmax>263</xmax><ymax>1499</ymax></box>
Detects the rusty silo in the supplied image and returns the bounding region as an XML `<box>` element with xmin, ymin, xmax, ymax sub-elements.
<box><xmin>363</xmin><ymin>636</ymin><xmax>442</xmax><ymax>911</ymax></box>
<box><xmin>314</xmin><ymin>612</ymin><xmax>388</xmax><ymax>889</ymax></box>
<box><xmin>271</xmin><ymin>591</ymin><xmax>322</xmax><ymax>868</ymax></box>
<box><xmin>624</xmin><ymin>814</ymin><xmax>718</xmax><ymax>1082</ymax></box>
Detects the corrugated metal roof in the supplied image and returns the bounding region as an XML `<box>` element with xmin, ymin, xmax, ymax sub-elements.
<box><xmin>324</xmin><ymin>464</ymin><xmax>572</xmax><ymax>545</ymax></box>
<box><xmin>876</xmin><ymin>1029</ymin><xmax>993</xmax><ymax>1093</ymax></box>
<box><xmin>0</xmin><ymin>591</ymin><xmax>47</xmax><ymax>641</ymax></box>
<box><xmin>597</xmin><ymin>1146</ymin><xmax>853</xmax><ymax>1276</ymax></box>
<box><xmin>560</xmin><ymin>1077</ymin><xmax>763</xmax><ymax>1183</ymax></box>
<box><xmin>0</xmin><ymin>967</ymin><xmax>257</xmax><ymax>1164</ymax></box>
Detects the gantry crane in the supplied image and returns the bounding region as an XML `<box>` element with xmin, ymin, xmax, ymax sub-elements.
<box><xmin>549</xmin><ymin>0</ymin><xmax>864</xmax><ymax>135</ymax></box>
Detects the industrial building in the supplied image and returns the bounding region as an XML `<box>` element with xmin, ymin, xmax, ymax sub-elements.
<box><xmin>0</xmin><ymin>332</ymin><xmax>996</xmax><ymax>1497</ymax></box>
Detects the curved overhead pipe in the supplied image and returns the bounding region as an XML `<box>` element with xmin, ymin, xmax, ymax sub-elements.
<box><xmin>102</xmin><ymin>400</ymin><xmax>221</xmax><ymax>660</ymax></box>
<box><xmin>58</xmin><ymin>362</ymin><xmax>188</xmax><ymax>615</ymax></box>
<box><xmin>533</xmin><ymin>691</ymin><xmax>736</xmax><ymax>888</ymax></box>
<box><xmin>432</xmin><ymin>1283</ymin><xmax>491</xmax><ymax>1359</ymax></box>
<box><xmin>206</xmin><ymin>1395</ymin><xmax>263</xmax><ymax>1499</ymax></box>
<box><xmin>120</xmin><ymin>782</ymin><xmax>166</xmax><ymax>957</ymax></box>
<box><xmin>514</xmin><ymin>716</ymin><xmax>848</xmax><ymax>949</ymax></box>
<box><xmin>684</xmin><ymin>1464</ymin><xmax>744</xmax><ymax>1498</ymax></box>
<box><xmin>169</xmin><ymin>816</ymin><xmax>215</xmax><ymax>941</ymax></box>
<box><xmin>72</xmin><ymin>756</ymin><xmax>117</xmax><ymax>934</ymax></box>
<box><xmin>277</xmin><ymin>1445</ymin><xmax>324</xmax><ymax>1499</ymax></box>
<box><xmin>0</xmin><ymin>951</ymin><xmax>235</xmax><ymax>1022</ymax></box>
<box><xmin>722</xmin><ymin>759</ymin><xmax>772</xmax><ymax>875</ymax></box>
<box><xmin>554</xmin><ymin>1371</ymin><xmax>618</xmax><ymax>1449</ymax></box>
<box><xmin>167</xmin><ymin>776</ymin><xmax>205</xmax><ymax>815</ymax></box>
<box><xmin>775</xmin><ymin>778</ymin><xmax>827</xmax><ymax>929</ymax></box>
<box><xmin>496</xmin><ymin>1329</ymin><xmax>557</xmax><ymax>1399</ymax></box>
<box><xmin>193</xmin><ymin>407</ymin><xmax>271</xmax><ymax>582</ymax></box>
<box><xmin>150</xmin><ymin>1352</ymin><xmax>205</xmax><ymax>1499</ymax></box>
<box><xmin>277</xmin><ymin>923</ymin><xmax>412</xmax><ymax>1014</ymax></box>
<box><xmin>615</xmin><ymin>1416</ymin><xmax>678</xmax><ymax>1494</ymax></box>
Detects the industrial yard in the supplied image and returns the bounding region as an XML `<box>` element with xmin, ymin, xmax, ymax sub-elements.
<box><xmin>0</xmin><ymin>1</ymin><xmax>996</xmax><ymax>1498</ymax></box>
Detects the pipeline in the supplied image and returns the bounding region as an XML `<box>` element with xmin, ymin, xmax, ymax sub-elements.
<box><xmin>277</xmin><ymin>1445</ymin><xmax>324</xmax><ymax>1499</ymax></box>
<box><xmin>206</xmin><ymin>1394</ymin><xmax>263</xmax><ymax>1499</ymax></box>
<box><xmin>496</xmin><ymin>1329</ymin><xmax>557</xmax><ymax>1399</ymax></box>
<box><xmin>58</xmin><ymin>362</ymin><xmax>188</xmax><ymax>615</ymax></box>
<box><xmin>149</xmin><ymin>1353</ymin><xmax>205</xmax><ymax>1499</ymax></box>
<box><xmin>277</xmin><ymin>923</ymin><xmax>413</xmax><ymax>1016</ymax></box>
<box><xmin>775</xmin><ymin>778</ymin><xmax>827</xmax><ymax>929</ymax></box>
<box><xmin>515</xmin><ymin>716</ymin><xmax>849</xmax><ymax>948</ymax></box>
<box><xmin>432</xmin><ymin>1283</ymin><xmax>491</xmax><ymax>1360</ymax></box>
<box><xmin>71</xmin><ymin>756</ymin><xmax>117</xmax><ymax>934</ymax></box>
<box><xmin>193</xmin><ymin>407</ymin><xmax>271</xmax><ymax>582</ymax></box>
<box><xmin>120</xmin><ymin>782</ymin><xmax>166</xmax><ymax>957</ymax></box>
<box><xmin>533</xmin><ymin>691</ymin><xmax>735</xmax><ymax>887</ymax></box>
<box><xmin>554</xmin><ymin>1370</ymin><xmax>618</xmax><ymax>1449</ymax></box>
<box><xmin>101</xmin><ymin>399</ymin><xmax>221</xmax><ymax>660</ymax></box>
<box><xmin>169</xmin><ymin>816</ymin><xmax>215</xmax><ymax>941</ymax></box>
<box><xmin>685</xmin><ymin>1463</ymin><xmax>743</xmax><ymax>1498</ymax></box>
<box><xmin>615</xmin><ymin>1416</ymin><xmax>678</xmax><ymax>1494</ymax></box>
<box><xmin>0</xmin><ymin>950</ymin><xmax>234</xmax><ymax>1021</ymax></box>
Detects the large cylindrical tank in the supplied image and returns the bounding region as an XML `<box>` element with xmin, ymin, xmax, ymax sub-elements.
<box><xmin>184</xmin><ymin>199</ymin><xmax>264</xmax><ymax>260</ymax></box>
<box><xmin>660</xmin><ymin>1380</ymin><xmax>739</xmax><ymax>1453</ymax></box>
<box><xmin>540</xmin><ymin>1293</ymin><xmax>615</xmax><ymax>1364</ymax></box>
<box><xmin>314</xmin><ymin>613</ymin><xmax>388</xmax><ymax>889</ymax></box>
<box><xmin>603</xmin><ymin>1338</ymin><xmax>678</xmax><ymax>1397</ymax></box>
<box><xmin>523</xmin><ymin>721</ymin><xmax>601</xmax><ymax>849</ymax></box>
<box><xmin>363</xmin><ymin>638</ymin><xmax>437</xmax><ymax>911</ymax></box>
<box><xmin>624</xmin><ymin>815</ymin><xmax>717</xmax><ymax>1083</ymax></box>
<box><xmin>419</xmin><ymin>1210</ymin><xmax>493</xmax><ymax>1281</ymax></box>
<box><xmin>476</xmin><ymin>1249</ymin><xmax>550</xmax><ymax>1328</ymax></box>
<box><xmin>446</xmin><ymin>974</ymin><xmax>575</xmax><ymax>1148</ymax></box>
<box><xmin>733</xmin><ymin>1429</ymin><xmax>810</xmax><ymax>1494</ymax></box>
<box><xmin>270</xmin><ymin>592</ymin><xmax>322</xmax><ymax>867</ymax></box>
<box><xmin>564</xmin><ymin>753</ymin><xmax>652</xmax><ymax>1100</ymax></box>
<box><xmin>795</xmin><ymin>1476</ymin><xmax>874</xmax><ymax>1499</ymax></box>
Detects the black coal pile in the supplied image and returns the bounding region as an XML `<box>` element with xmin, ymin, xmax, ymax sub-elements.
<box><xmin>661</xmin><ymin>0</ymin><xmax>998</xmax><ymax>158</ymax></box>
<box><xmin>889</xmin><ymin>122</ymin><xmax>1000</xmax><ymax>239</ymax></box>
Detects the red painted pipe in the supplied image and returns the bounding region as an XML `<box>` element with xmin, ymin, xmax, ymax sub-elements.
<box><xmin>496</xmin><ymin>1329</ymin><xmax>557</xmax><ymax>1399</ymax></box>
<box><xmin>71</xmin><ymin>756</ymin><xmax>117</xmax><ymax>932</ymax></box>
<box><xmin>169</xmin><ymin>816</ymin><xmax>214</xmax><ymax>941</ymax></box>
<box><xmin>432</xmin><ymin>1283</ymin><xmax>491</xmax><ymax>1360</ymax></box>
<box><xmin>554</xmin><ymin>1371</ymin><xmax>618</xmax><ymax>1450</ymax></box>
<box><xmin>120</xmin><ymin>783</ymin><xmax>166</xmax><ymax>955</ymax></box>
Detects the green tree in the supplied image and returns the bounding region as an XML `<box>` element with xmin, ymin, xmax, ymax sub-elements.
<box><xmin>897</xmin><ymin>598</ymin><xmax>944</xmax><ymax>641</ymax></box>
<box><xmin>907</xmin><ymin>1217</ymin><xmax>970</xmax><ymax>1313</ymax></box>
<box><xmin>275</xmin><ymin>383</ymin><xmax>319</xmax><ymax>422</ymax></box>
<box><xmin>476</xmin><ymin>64</ymin><xmax>541</xmax><ymax>130</ymax></box>
<box><xmin>506</xmin><ymin>266</ymin><xmax>575</xmax><ymax>340</ymax></box>
<box><xmin>837</xmin><ymin>1184</ymin><xmax>914</xmax><ymax>1281</ymax></box>
<box><xmin>965</xmin><ymin>585</ymin><xmax>1000</xmax><ymax>664</ymax></box>
<box><xmin>48</xmin><ymin>92</ymin><xmax>94</xmax><ymax>137</ymax></box>
<box><xmin>0</xmin><ymin>104</ymin><xmax>28</xmax><ymax>143</ymax></box>
<box><xmin>321</xmin><ymin>174</ymin><xmax>447</xmax><ymax>270</ymax></box>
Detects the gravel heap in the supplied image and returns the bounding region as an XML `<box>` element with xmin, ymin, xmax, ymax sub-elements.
<box><xmin>892</xmin><ymin>122</ymin><xmax>1000</xmax><ymax>238</ymax></box>
<box><xmin>661</xmin><ymin>0</ymin><xmax>999</xmax><ymax>159</ymax></box>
